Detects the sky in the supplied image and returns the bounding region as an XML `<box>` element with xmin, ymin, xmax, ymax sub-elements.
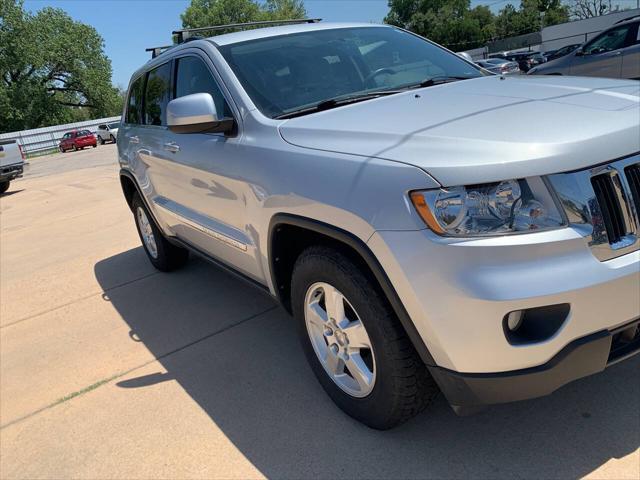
<box><xmin>21</xmin><ymin>0</ymin><xmax>637</xmax><ymax>87</ymax></box>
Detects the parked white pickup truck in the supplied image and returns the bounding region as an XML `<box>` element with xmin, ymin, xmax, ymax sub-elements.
<box><xmin>0</xmin><ymin>139</ymin><xmax>27</xmax><ymax>194</ymax></box>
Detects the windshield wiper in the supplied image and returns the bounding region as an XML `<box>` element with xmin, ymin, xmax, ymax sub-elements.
<box><xmin>407</xmin><ymin>75</ymin><xmax>475</xmax><ymax>89</ymax></box>
<box><xmin>274</xmin><ymin>90</ymin><xmax>402</xmax><ymax>120</ymax></box>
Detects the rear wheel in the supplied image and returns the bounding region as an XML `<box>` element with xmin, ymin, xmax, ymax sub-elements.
<box><xmin>99</xmin><ymin>136</ymin><xmax>105</xmax><ymax>145</ymax></box>
<box><xmin>72</xmin><ymin>144</ymin><xmax>78</xmax><ymax>152</ymax></box>
<box><xmin>131</xmin><ymin>193</ymin><xmax>189</xmax><ymax>272</ymax></box>
<box><xmin>0</xmin><ymin>181</ymin><xmax>10</xmax><ymax>194</ymax></box>
<box><xmin>291</xmin><ymin>246</ymin><xmax>439</xmax><ymax>430</ymax></box>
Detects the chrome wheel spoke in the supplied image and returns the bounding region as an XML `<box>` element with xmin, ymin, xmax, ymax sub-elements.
<box><xmin>324</xmin><ymin>347</ymin><xmax>343</xmax><ymax>375</ymax></box>
<box><xmin>346</xmin><ymin>353</ymin><xmax>374</xmax><ymax>391</ymax></box>
<box><xmin>323</xmin><ymin>284</ymin><xmax>346</xmax><ymax>324</ymax></box>
<box><xmin>136</xmin><ymin>207</ymin><xmax>158</xmax><ymax>258</ymax></box>
<box><xmin>307</xmin><ymin>301</ymin><xmax>328</xmax><ymax>328</ymax></box>
<box><xmin>342</xmin><ymin>320</ymin><xmax>370</xmax><ymax>350</ymax></box>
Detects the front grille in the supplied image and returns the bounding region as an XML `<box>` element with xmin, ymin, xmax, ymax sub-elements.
<box><xmin>591</xmin><ymin>174</ymin><xmax>627</xmax><ymax>244</ymax></box>
<box><xmin>625</xmin><ymin>163</ymin><xmax>640</xmax><ymax>217</ymax></box>
<box><xmin>548</xmin><ymin>154</ymin><xmax>639</xmax><ymax>261</ymax></box>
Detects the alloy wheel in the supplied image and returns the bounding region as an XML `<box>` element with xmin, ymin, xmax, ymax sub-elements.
<box><xmin>304</xmin><ymin>282</ymin><xmax>376</xmax><ymax>397</ymax></box>
<box><xmin>136</xmin><ymin>207</ymin><xmax>158</xmax><ymax>259</ymax></box>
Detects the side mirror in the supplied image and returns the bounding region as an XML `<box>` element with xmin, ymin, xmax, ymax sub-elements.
<box><xmin>167</xmin><ymin>93</ymin><xmax>234</xmax><ymax>134</ymax></box>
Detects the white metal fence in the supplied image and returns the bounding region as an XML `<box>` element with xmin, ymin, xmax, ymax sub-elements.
<box><xmin>0</xmin><ymin>116</ymin><xmax>121</xmax><ymax>158</ymax></box>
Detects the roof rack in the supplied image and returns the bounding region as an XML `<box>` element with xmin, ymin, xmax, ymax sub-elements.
<box><xmin>145</xmin><ymin>45</ymin><xmax>173</xmax><ymax>59</ymax></box>
<box><xmin>172</xmin><ymin>18</ymin><xmax>321</xmax><ymax>44</ymax></box>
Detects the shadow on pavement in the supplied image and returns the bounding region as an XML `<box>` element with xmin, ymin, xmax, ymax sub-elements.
<box><xmin>95</xmin><ymin>247</ymin><xmax>640</xmax><ymax>479</ymax></box>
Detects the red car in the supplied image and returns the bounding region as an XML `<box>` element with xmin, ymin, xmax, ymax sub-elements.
<box><xmin>59</xmin><ymin>129</ymin><xmax>97</xmax><ymax>152</ymax></box>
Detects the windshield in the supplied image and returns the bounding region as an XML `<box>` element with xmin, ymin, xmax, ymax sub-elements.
<box><xmin>108</xmin><ymin>122</ymin><xmax>120</xmax><ymax>129</ymax></box>
<box><xmin>219</xmin><ymin>26</ymin><xmax>483</xmax><ymax>119</ymax></box>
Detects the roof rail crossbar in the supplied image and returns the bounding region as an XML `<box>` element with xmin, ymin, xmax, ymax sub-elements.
<box><xmin>145</xmin><ymin>45</ymin><xmax>173</xmax><ymax>59</ymax></box>
<box><xmin>614</xmin><ymin>14</ymin><xmax>640</xmax><ymax>24</ymax></box>
<box><xmin>172</xmin><ymin>18</ymin><xmax>321</xmax><ymax>44</ymax></box>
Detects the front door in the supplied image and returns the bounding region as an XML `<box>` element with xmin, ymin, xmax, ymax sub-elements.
<box><xmin>144</xmin><ymin>52</ymin><xmax>262</xmax><ymax>281</ymax></box>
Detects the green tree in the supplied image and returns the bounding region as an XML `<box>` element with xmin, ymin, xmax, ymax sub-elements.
<box><xmin>0</xmin><ymin>0</ymin><xmax>122</xmax><ymax>133</ymax></box>
<box><xmin>494</xmin><ymin>0</ymin><xmax>568</xmax><ymax>38</ymax></box>
<box><xmin>181</xmin><ymin>0</ymin><xmax>306</xmax><ymax>33</ymax></box>
<box><xmin>385</xmin><ymin>0</ymin><xmax>495</xmax><ymax>50</ymax></box>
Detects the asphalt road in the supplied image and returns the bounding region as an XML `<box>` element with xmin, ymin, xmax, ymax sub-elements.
<box><xmin>0</xmin><ymin>145</ymin><xmax>638</xmax><ymax>479</ymax></box>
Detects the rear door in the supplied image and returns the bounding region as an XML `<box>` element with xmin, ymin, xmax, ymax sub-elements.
<box><xmin>570</xmin><ymin>24</ymin><xmax>634</xmax><ymax>78</ymax></box>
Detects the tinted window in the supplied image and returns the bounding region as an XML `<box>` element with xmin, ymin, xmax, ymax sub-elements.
<box><xmin>175</xmin><ymin>56</ymin><xmax>231</xmax><ymax>118</ymax></box>
<box><xmin>126</xmin><ymin>76</ymin><xmax>144</xmax><ymax>124</ymax></box>
<box><xmin>219</xmin><ymin>26</ymin><xmax>482</xmax><ymax>118</ymax></box>
<box><xmin>584</xmin><ymin>25</ymin><xmax>632</xmax><ymax>54</ymax></box>
<box><xmin>98</xmin><ymin>125</ymin><xmax>106</xmax><ymax>130</ymax></box>
<box><xmin>145</xmin><ymin>62</ymin><xmax>172</xmax><ymax>126</ymax></box>
<box><xmin>108</xmin><ymin>122</ymin><xmax>120</xmax><ymax>129</ymax></box>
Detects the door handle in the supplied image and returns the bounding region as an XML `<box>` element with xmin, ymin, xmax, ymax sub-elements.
<box><xmin>130</xmin><ymin>136</ymin><xmax>140</xmax><ymax>144</ymax></box>
<box><xmin>163</xmin><ymin>142</ymin><xmax>180</xmax><ymax>153</ymax></box>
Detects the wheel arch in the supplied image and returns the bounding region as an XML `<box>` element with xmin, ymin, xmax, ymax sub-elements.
<box><xmin>268</xmin><ymin>213</ymin><xmax>436</xmax><ymax>366</ymax></box>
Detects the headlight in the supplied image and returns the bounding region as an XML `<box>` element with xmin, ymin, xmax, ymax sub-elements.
<box><xmin>410</xmin><ymin>177</ymin><xmax>565</xmax><ymax>237</ymax></box>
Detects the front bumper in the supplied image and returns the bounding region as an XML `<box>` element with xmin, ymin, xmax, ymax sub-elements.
<box><xmin>369</xmin><ymin>224</ymin><xmax>640</xmax><ymax>409</ymax></box>
<box><xmin>0</xmin><ymin>163</ymin><xmax>24</xmax><ymax>181</ymax></box>
<box><xmin>429</xmin><ymin>319</ymin><xmax>639</xmax><ymax>413</ymax></box>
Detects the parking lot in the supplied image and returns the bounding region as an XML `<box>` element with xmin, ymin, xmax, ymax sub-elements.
<box><xmin>0</xmin><ymin>145</ymin><xmax>638</xmax><ymax>479</ymax></box>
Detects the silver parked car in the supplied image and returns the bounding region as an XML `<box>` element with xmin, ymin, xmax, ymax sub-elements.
<box><xmin>119</xmin><ymin>20</ymin><xmax>640</xmax><ymax>429</ymax></box>
<box><xmin>529</xmin><ymin>17</ymin><xmax>640</xmax><ymax>78</ymax></box>
<box><xmin>476</xmin><ymin>58</ymin><xmax>521</xmax><ymax>75</ymax></box>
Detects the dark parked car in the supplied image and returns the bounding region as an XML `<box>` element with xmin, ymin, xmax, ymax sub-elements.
<box><xmin>545</xmin><ymin>43</ymin><xmax>581</xmax><ymax>61</ymax></box>
<box><xmin>59</xmin><ymin>130</ymin><xmax>97</xmax><ymax>152</ymax></box>
<box><xmin>490</xmin><ymin>51</ymin><xmax>546</xmax><ymax>72</ymax></box>
<box><xmin>476</xmin><ymin>58</ymin><xmax>521</xmax><ymax>75</ymax></box>
<box><xmin>529</xmin><ymin>17</ymin><xmax>640</xmax><ymax>78</ymax></box>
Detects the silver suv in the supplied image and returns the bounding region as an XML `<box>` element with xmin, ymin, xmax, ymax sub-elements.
<box><xmin>119</xmin><ymin>21</ymin><xmax>640</xmax><ymax>429</ymax></box>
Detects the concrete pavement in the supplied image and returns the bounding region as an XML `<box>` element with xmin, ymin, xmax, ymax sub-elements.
<box><xmin>1</xmin><ymin>145</ymin><xmax>638</xmax><ymax>479</ymax></box>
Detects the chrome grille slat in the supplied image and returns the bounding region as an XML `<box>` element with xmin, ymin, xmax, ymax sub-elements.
<box><xmin>548</xmin><ymin>155</ymin><xmax>640</xmax><ymax>262</ymax></box>
<box><xmin>625</xmin><ymin>164</ymin><xmax>640</xmax><ymax>217</ymax></box>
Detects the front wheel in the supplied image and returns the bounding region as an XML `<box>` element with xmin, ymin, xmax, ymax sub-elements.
<box><xmin>0</xmin><ymin>181</ymin><xmax>10</xmax><ymax>194</ymax></box>
<box><xmin>131</xmin><ymin>193</ymin><xmax>189</xmax><ymax>272</ymax></box>
<box><xmin>291</xmin><ymin>246</ymin><xmax>439</xmax><ymax>430</ymax></box>
<box><xmin>99</xmin><ymin>136</ymin><xmax>105</xmax><ymax>145</ymax></box>
<box><xmin>110</xmin><ymin>134</ymin><xmax>116</xmax><ymax>144</ymax></box>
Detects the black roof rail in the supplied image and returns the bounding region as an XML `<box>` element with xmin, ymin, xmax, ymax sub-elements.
<box><xmin>614</xmin><ymin>14</ymin><xmax>640</xmax><ymax>24</ymax></box>
<box><xmin>172</xmin><ymin>18</ymin><xmax>321</xmax><ymax>44</ymax></box>
<box><xmin>145</xmin><ymin>45</ymin><xmax>173</xmax><ymax>59</ymax></box>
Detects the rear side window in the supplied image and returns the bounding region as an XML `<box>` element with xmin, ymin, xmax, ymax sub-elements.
<box><xmin>145</xmin><ymin>62</ymin><xmax>172</xmax><ymax>126</ymax></box>
<box><xmin>175</xmin><ymin>56</ymin><xmax>232</xmax><ymax>118</ymax></box>
<box><xmin>126</xmin><ymin>76</ymin><xmax>144</xmax><ymax>124</ymax></box>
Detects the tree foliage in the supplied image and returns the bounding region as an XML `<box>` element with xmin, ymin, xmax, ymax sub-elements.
<box><xmin>0</xmin><ymin>0</ymin><xmax>122</xmax><ymax>133</ymax></box>
<box><xmin>385</xmin><ymin>0</ymin><xmax>569</xmax><ymax>50</ymax></box>
<box><xmin>570</xmin><ymin>0</ymin><xmax>610</xmax><ymax>19</ymax></box>
<box><xmin>181</xmin><ymin>0</ymin><xmax>306</xmax><ymax>32</ymax></box>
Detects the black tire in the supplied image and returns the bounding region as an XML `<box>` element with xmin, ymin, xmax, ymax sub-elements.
<box><xmin>0</xmin><ymin>181</ymin><xmax>10</xmax><ymax>194</ymax></box>
<box><xmin>291</xmin><ymin>246</ymin><xmax>438</xmax><ymax>430</ymax></box>
<box><xmin>59</xmin><ymin>146</ymin><xmax>65</xmax><ymax>153</ymax></box>
<box><xmin>92</xmin><ymin>144</ymin><xmax>97</xmax><ymax>148</ymax></box>
<box><xmin>99</xmin><ymin>136</ymin><xmax>105</xmax><ymax>145</ymax></box>
<box><xmin>131</xmin><ymin>193</ymin><xmax>189</xmax><ymax>272</ymax></box>
<box><xmin>72</xmin><ymin>144</ymin><xmax>78</xmax><ymax>151</ymax></box>
<box><xmin>110</xmin><ymin>134</ymin><xmax>116</xmax><ymax>144</ymax></box>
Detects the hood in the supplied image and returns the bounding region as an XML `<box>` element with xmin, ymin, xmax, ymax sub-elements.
<box><xmin>279</xmin><ymin>76</ymin><xmax>640</xmax><ymax>186</ymax></box>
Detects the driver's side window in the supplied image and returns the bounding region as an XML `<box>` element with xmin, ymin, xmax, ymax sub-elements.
<box><xmin>584</xmin><ymin>25</ymin><xmax>631</xmax><ymax>54</ymax></box>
